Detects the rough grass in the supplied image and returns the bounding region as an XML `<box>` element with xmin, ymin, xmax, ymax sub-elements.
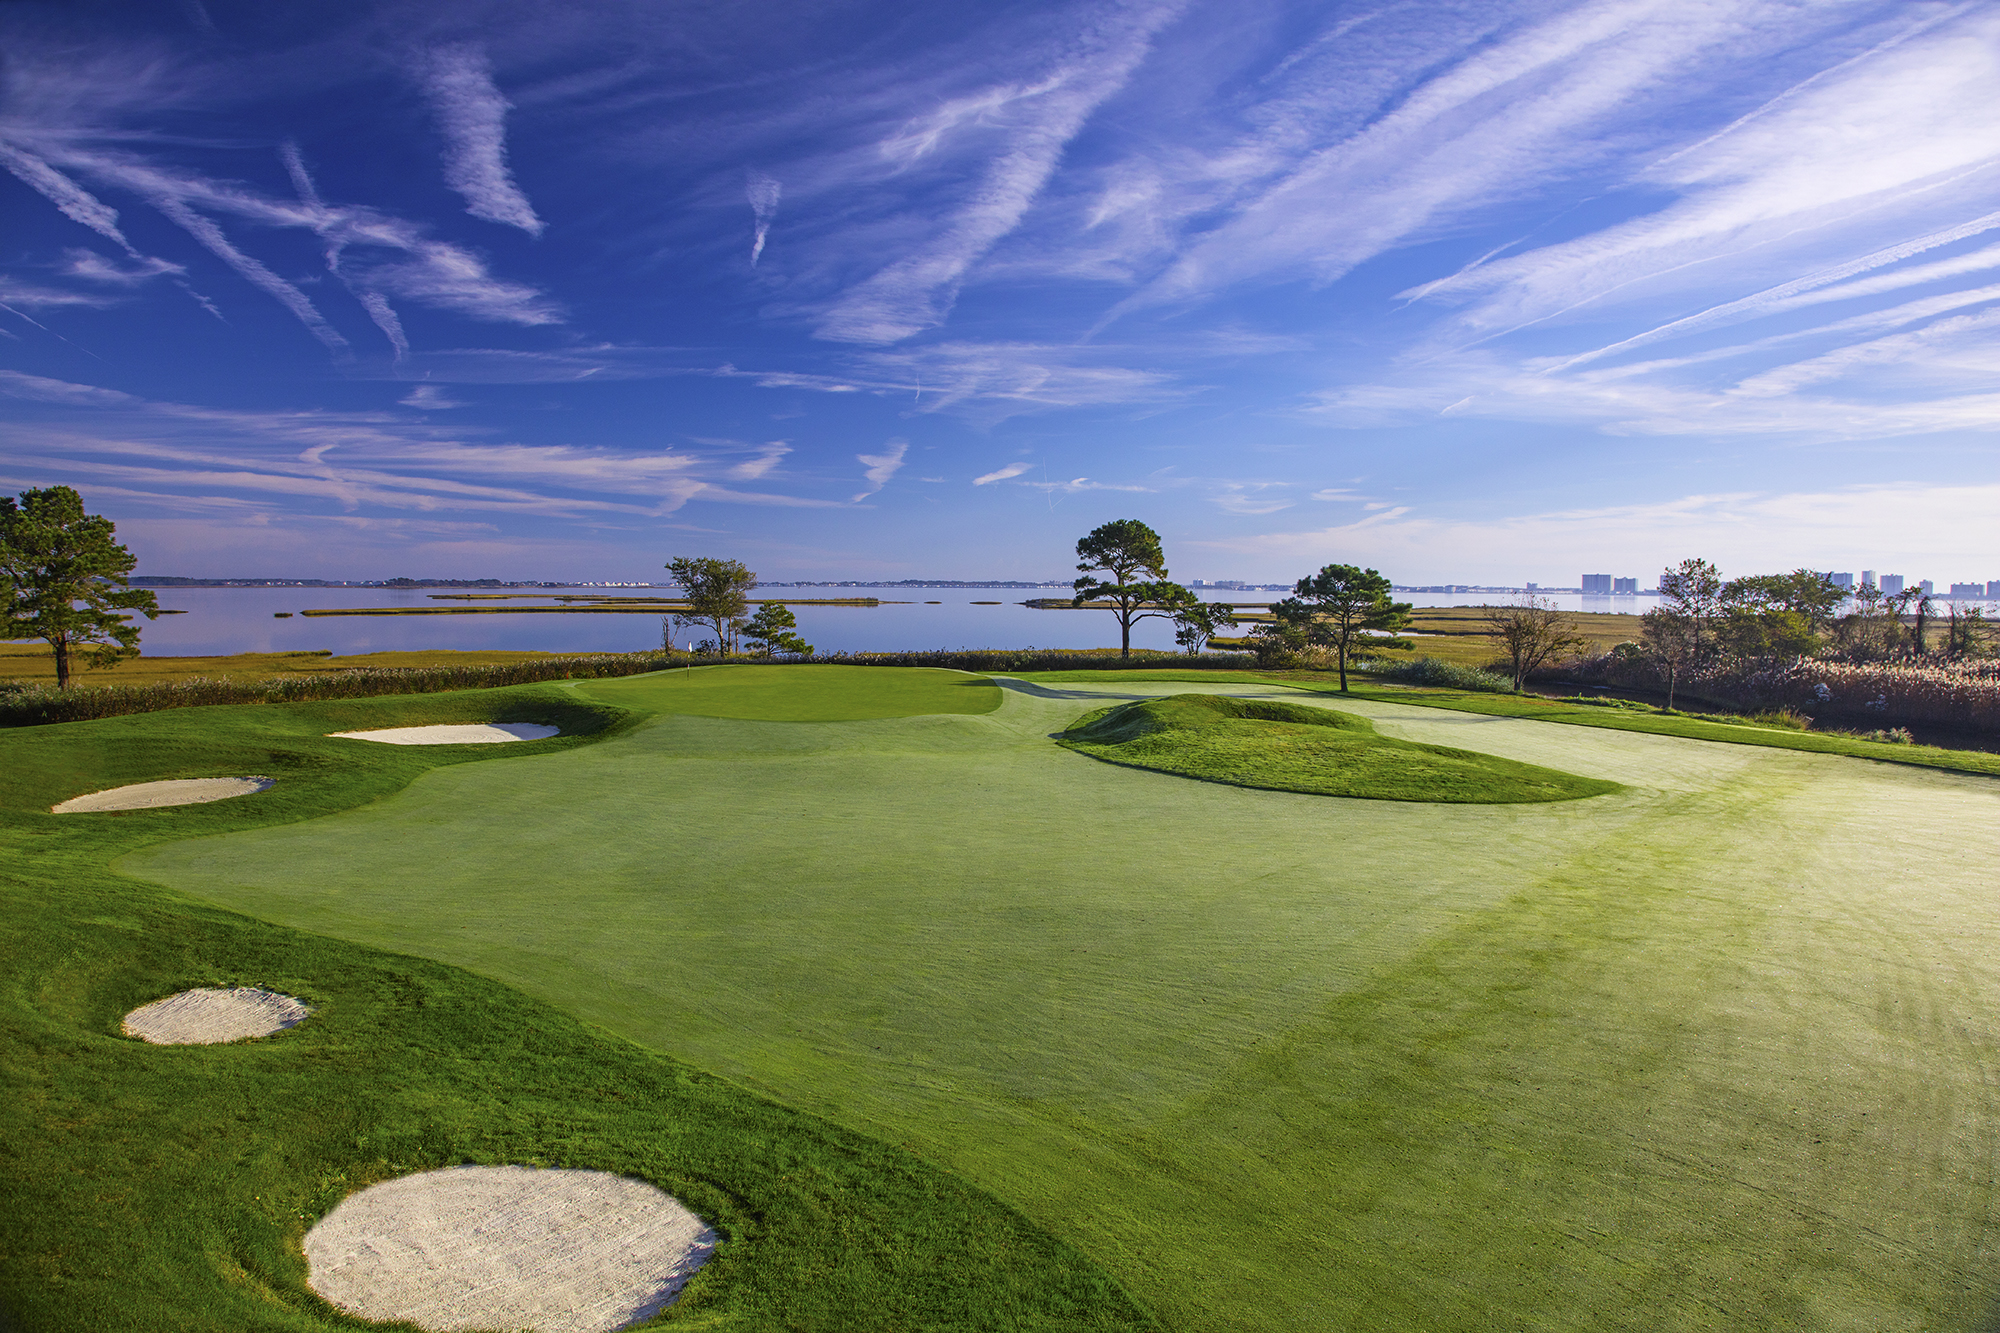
<box><xmin>1057</xmin><ymin>693</ymin><xmax>1617</xmax><ymax>803</ymax></box>
<box><xmin>0</xmin><ymin>684</ymin><xmax>1157</xmax><ymax>1332</ymax></box>
<box><xmin>125</xmin><ymin>672</ymin><xmax>2000</xmax><ymax>1332</ymax></box>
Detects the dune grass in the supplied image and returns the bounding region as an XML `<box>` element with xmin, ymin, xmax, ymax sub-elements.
<box><xmin>0</xmin><ymin>683</ymin><xmax>1156</xmax><ymax>1332</ymax></box>
<box><xmin>125</xmin><ymin>671</ymin><xmax>2000</xmax><ymax>1332</ymax></box>
<box><xmin>1058</xmin><ymin>693</ymin><xmax>1617</xmax><ymax>803</ymax></box>
<box><xmin>576</xmin><ymin>663</ymin><xmax>999</xmax><ymax>721</ymax></box>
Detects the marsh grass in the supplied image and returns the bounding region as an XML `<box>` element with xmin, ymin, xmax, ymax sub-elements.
<box><xmin>1057</xmin><ymin>693</ymin><xmax>1618</xmax><ymax>803</ymax></box>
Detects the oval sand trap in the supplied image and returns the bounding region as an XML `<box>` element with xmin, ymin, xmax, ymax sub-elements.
<box><xmin>53</xmin><ymin>776</ymin><xmax>274</xmax><ymax>814</ymax></box>
<box><xmin>123</xmin><ymin>987</ymin><xmax>311</xmax><ymax>1044</ymax></box>
<box><xmin>328</xmin><ymin>723</ymin><xmax>559</xmax><ymax>745</ymax></box>
<box><xmin>305</xmin><ymin>1166</ymin><xmax>717</xmax><ymax>1333</ymax></box>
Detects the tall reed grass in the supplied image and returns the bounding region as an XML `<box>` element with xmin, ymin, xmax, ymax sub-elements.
<box><xmin>1565</xmin><ymin>653</ymin><xmax>2000</xmax><ymax>733</ymax></box>
<box><xmin>1352</xmin><ymin>655</ymin><xmax>1515</xmax><ymax>693</ymax></box>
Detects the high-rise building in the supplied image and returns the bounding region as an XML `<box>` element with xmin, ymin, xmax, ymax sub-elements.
<box><xmin>1613</xmin><ymin>577</ymin><xmax>1638</xmax><ymax>594</ymax></box>
<box><xmin>1581</xmin><ymin>573</ymin><xmax>1612</xmax><ymax>594</ymax></box>
<box><xmin>1949</xmin><ymin>583</ymin><xmax>1985</xmax><ymax>599</ymax></box>
<box><xmin>1879</xmin><ymin>574</ymin><xmax>1905</xmax><ymax>595</ymax></box>
<box><xmin>1988</xmin><ymin>579</ymin><xmax>2000</xmax><ymax>598</ymax></box>
<box><xmin>1829</xmin><ymin>572</ymin><xmax>1854</xmax><ymax>589</ymax></box>
<box><xmin>1920</xmin><ymin>580</ymin><xmax>1934</xmax><ymax>596</ymax></box>
<box><xmin>1861</xmin><ymin>570</ymin><xmax>1877</xmax><ymax>588</ymax></box>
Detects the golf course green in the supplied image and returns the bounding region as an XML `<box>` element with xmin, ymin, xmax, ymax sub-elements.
<box><xmin>71</xmin><ymin>665</ymin><xmax>1997</xmax><ymax>1331</ymax></box>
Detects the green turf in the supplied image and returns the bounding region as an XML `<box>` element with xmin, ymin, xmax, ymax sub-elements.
<box><xmin>125</xmin><ymin>673</ymin><xmax>2000</xmax><ymax>1331</ymax></box>
<box><xmin>1019</xmin><ymin>668</ymin><xmax>2000</xmax><ymax>776</ymax></box>
<box><xmin>576</xmin><ymin>663</ymin><xmax>1000</xmax><ymax>720</ymax></box>
<box><xmin>0</xmin><ymin>685</ymin><xmax>1156</xmax><ymax>1331</ymax></box>
<box><xmin>1058</xmin><ymin>693</ymin><xmax>1618</xmax><ymax>803</ymax></box>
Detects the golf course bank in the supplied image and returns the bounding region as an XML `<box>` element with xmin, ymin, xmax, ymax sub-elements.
<box><xmin>6</xmin><ymin>665</ymin><xmax>2000</xmax><ymax>1330</ymax></box>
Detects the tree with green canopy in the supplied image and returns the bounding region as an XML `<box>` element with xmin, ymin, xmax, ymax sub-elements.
<box><xmin>1269</xmin><ymin>563</ymin><xmax>1413</xmax><ymax>691</ymax></box>
<box><xmin>1071</xmin><ymin>519</ymin><xmax>1182</xmax><ymax>658</ymax></box>
<box><xmin>1640</xmin><ymin>557</ymin><xmax>1725</xmax><ymax>709</ymax></box>
<box><xmin>1165</xmin><ymin>589</ymin><xmax>1237</xmax><ymax>655</ymax></box>
<box><xmin>742</xmin><ymin>602</ymin><xmax>813</xmax><ymax>656</ymax></box>
<box><xmin>0</xmin><ymin>486</ymin><xmax>159</xmax><ymax>688</ymax></box>
<box><xmin>666</xmin><ymin>556</ymin><xmax>756</xmax><ymax>655</ymax></box>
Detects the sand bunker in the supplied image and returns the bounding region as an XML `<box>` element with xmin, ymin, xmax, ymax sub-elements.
<box><xmin>328</xmin><ymin>722</ymin><xmax>560</xmax><ymax>745</ymax></box>
<box><xmin>52</xmin><ymin>776</ymin><xmax>274</xmax><ymax>814</ymax></box>
<box><xmin>304</xmin><ymin>1165</ymin><xmax>716</xmax><ymax>1333</ymax></box>
<box><xmin>122</xmin><ymin>987</ymin><xmax>311</xmax><ymax>1045</ymax></box>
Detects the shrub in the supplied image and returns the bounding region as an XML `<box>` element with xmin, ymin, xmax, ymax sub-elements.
<box><xmin>1353</xmin><ymin>655</ymin><xmax>1515</xmax><ymax>693</ymax></box>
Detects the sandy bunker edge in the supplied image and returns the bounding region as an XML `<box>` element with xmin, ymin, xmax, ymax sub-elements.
<box><xmin>122</xmin><ymin>987</ymin><xmax>311</xmax><ymax>1045</ymax></box>
<box><xmin>304</xmin><ymin>1165</ymin><xmax>717</xmax><ymax>1333</ymax></box>
<box><xmin>52</xmin><ymin>776</ymin><xmax>275</xmax><ymax>814</ymax></box>
<box><xmin>328</xmin><ymin>722</ymin><xmax>561</xmax><ymax>745</ymax></box>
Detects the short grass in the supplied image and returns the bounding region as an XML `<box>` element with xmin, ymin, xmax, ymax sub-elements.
<box><xmin>576</xmin><ymin>663</ymin><xmax>1000</xmax><ymax>721</ymax></box>
<box><xmin>126</xmin><ymin>669</ymin><xmax>2000</xmax><ymax>1332</ymax></box>
<box><xmin>1019</xmin><ymin>669</ymin><xmax>2000</xmax><ymax>777</ymax></box>
<box><xmin>0</xmin><ymin>684</ymin><xmax>1155</xmax><ymax>1331</ymax></box>
<box><xmin>1058</xmin><ymin>693</ymin><xmax>1617</xmax><ymax>803</ymax></box>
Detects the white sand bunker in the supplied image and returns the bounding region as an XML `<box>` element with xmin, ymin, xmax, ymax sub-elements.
<box><xmin>53</xmin><ymin>776</ymin><xmax>274</xmax><ymax>814</ymax></box>
<box><xmin>328</xmin><ymin>722</ymin><xmax>560</xmax><ymax>745</ymax></box>
<box><xmin>305</xmin><ymin>1165</ymin><xmax>717</xmax><ymax>1333</ymax></box>
<box><xmin>122</xmin><ymin>986</ymin><xmax>311</xmax><ymax>1045</ymax></box>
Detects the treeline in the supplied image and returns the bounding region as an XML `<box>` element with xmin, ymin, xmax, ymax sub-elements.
<box><xmin>1562</xmin><ymin>560</ymin><xmax>2000</xmax><ymax>731</ymax></box>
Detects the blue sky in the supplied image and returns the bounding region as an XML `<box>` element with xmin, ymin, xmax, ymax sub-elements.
<box><xmin>2</xmin><ymin>0</ymin><xmax>1997</xmax><ymax>586</ymax></box>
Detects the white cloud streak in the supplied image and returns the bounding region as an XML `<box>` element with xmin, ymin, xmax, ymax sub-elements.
<box><xmin>747</xmin><ymin>169</ymin><xmax>781</xmax><ymax>266</ymax></box>
<box><xmin>0</xmin><ymin>139</ymin><xmax>133</xmax><ymax>251</ymax></box>
<box><xmin>973</xmin><ymin>461</ymin><xmax>1032</xmax><ymax>484</ymax></box>
<box><xmin>816</xmin><ymin>2</ymin><xmax>1184</xmax><ymax>343</ymax></box>
<box><xmin>424</xmin><ymin>44</ymin><xmax>545</xmax><ymax>237</ymax></box>
<box><xmin>851</xmin><ymin>438</ymin><xmax>908</xmax><ymax>501</ymax></box>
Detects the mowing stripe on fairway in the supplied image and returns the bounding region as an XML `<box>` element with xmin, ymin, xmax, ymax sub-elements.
<box><xmin>128</xmin><ymin>672</ymin><xmax>2000</xmax><ymax>1333</ymax></box>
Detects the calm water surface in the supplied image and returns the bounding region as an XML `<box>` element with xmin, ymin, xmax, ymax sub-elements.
<box><xmin>126</xmin><ymin>587</ymin><xmax>1658</xmax><ymax>659</ymax></box>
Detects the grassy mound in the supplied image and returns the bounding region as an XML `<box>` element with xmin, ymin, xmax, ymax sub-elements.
<box><xmin>1057</xmin><ymin>693</ymin><xmax>1618</xmax><ymax>802</ymax></box>
<box><xmin>0</xmin><ymin>684</ymin><xmax>1155</xmax><ymax>1332</ymax></box>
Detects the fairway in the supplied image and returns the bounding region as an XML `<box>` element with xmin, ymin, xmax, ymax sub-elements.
<box><xmin>126</xmin><ymin>670</ymin><xmax>2000</xmax><ymax>1330</ymax></box>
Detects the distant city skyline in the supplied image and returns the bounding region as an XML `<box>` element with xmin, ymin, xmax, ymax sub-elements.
<box><xmin>2</xmin><ymin>1</ymin><xmax>1997</xmax><ymax>583</ymax></box>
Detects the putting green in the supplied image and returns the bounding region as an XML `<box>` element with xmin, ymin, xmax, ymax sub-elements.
<box><xmin>128</xmin><ymin>673</ymin><xmax>2000</xmax><ymax>1331</ymax></box>
<box><xmin>1059</xmin><ymin>692</ymin><xmax>1618</xmax><ymax>802</ymax></box>
<box><xmin>574</xmin><ymin>663</ymin><xmax>999</xmax><ymax>720</ymax></box>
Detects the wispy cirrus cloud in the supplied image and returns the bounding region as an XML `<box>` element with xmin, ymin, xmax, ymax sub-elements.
<box><xmin>61</xmin><ymin>248</ymin><xmax>185</xmax><ymax>285</ymax></box>
<box><xmin>0</xmin><ymin>279</ymin><xmax>115</xmax><ymax>310</ymax></box>
<box><xmin>973</xmin><ymin>461</ymin><xmax>1032</xmax><ymax>484</ymax></box>
<box><xmin>815</xmin><ymin>0</ymin><xmax>1185</xmax><ymax>343</ymax></box>
<box><xmin>1188</xmin><ymin>482</ymin><xmax>2000</xmax><ymax>585</ymax></box>
<box><xmin>422</xmin><ymin>44</ymin><xmax>545</xmax><ymax>236</ymax></box>
<box><xmin>851</xmin><ymin>439</ymin><xmax>907</xmax><ymax>501</ymax></box>
<box><xmin>1</xmin><ymin>371</ymin><xmax>842</xmax><ymax>517</ymax></box>
<box><xmin>746</xmin><ymin>169</ymin><xmax>781</xmax><ymax>266</ymax></box>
